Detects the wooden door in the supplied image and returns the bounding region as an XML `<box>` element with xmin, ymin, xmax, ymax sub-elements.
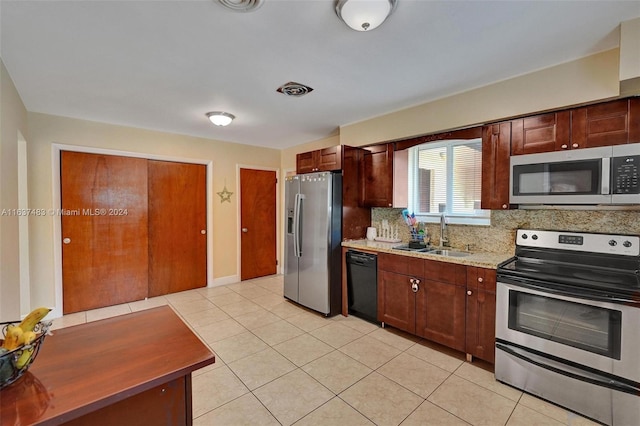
<box><xmin>415</xmin><ymin>260</ymin><xmax>466</xmax><ymax>351</ymax></box>
<box><xmin>378</xmin><ymin>270</ymin><xmax>416</xmax><ymax>333</ymax></box>
<box><xmin>342</xmin><ymin>146</ymin><xmax>370</xmax><ymax>240</ymax></box>
<box><xmin>360</xmin><ymin>144</ymin><xmax>393</xmax><ymax>207</ymax></box>
<box><xmin>511</xmin><ymin>111</ymin><xmax>570</xmax><ymax>155</ymax></box>
<box><xmin>465</xmin><ymin>267</ymin><xmax>497</xmax><ymax>363</ymax></box>
<box><xmin>61</xmin><ymin>151</ymin><xmax>149</xmax><ymax>314</ymax></box>
<box><xmin>240</xmin><ymin>168</ymin><xmax>276</xmax><ymax>280</ymax></box>
<box><xmin>572</xmin><ymin>98</ymin><xmax>640</xmax><ymax>148</ymax></box>
<box><xmin>148</xmin><ymin>161</ymin><xmax>207</xmax><ymax>297</ymax></box>
<box><xmin>415</xmin><ymin>279</ymin><xmax>466</xmax><ymax>352</ymax></box>
<box><xmin>317</xmin><ymin>146</ymin><xmax>342</xmax><ymax>171</ymax></box>
<box><xmin>296</xmin><ymin>151</ymin><xmax>317</xmax><ymax>174</ymax></box>
<box><xmin>481</xmin><ymin>123</ymin><xmax>511</xmax><ymax>210</ymax></box>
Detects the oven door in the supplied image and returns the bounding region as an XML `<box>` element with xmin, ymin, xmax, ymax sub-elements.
<box><xmin>496</xmin><ymin>281</ymin><xmax>640</xmax><ymax>383</ymax></box>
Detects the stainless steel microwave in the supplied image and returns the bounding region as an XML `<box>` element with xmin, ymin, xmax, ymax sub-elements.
<box><xmin>510</xmin><ymin>143</ymin><xmax>640</xmax><ymax>205</ymax></box>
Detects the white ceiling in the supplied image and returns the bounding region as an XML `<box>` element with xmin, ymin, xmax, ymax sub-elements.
<box><xmin>1</xmin><ymin>1</ymin><xmax>639</xmax><ymax>150</ymax></box>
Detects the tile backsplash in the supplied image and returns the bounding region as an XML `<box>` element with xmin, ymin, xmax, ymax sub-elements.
<box><xmin>371</xmin><ymin>208</ymin><xmax>640</xmax><ymax>255</ymax></box>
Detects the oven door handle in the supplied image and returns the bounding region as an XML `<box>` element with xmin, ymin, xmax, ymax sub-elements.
<box><xmin>496</xmin><ymin>341</ymin><xmax>640</xmax><ymax>396</ymax></box>
<box><xmin>497</xmin><ymin>275</ymin><xmax>640</xmax><ymax>306</ymax></box>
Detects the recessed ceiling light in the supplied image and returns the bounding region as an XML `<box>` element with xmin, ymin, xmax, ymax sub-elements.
<box><xmin>206</xmin><ymin>111</ymin><xmax>235</xmax><ymax>126</ymax></box>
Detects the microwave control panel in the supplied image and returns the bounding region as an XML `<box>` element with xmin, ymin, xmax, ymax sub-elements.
<box><xmin>612</xmin><ymin>155</ymin><xmax>640</xmax><ymax>194</ymax></box>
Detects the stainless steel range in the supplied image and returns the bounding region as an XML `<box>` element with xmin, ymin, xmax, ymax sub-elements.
<box><xmin>495</xmin><ymin>229</ymin><xmax>640</xmax><ymax>426</ymax></box>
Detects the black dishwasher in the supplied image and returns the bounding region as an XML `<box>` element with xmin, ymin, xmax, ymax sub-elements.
<box><xmin>346</xmin><ymin>250</ymin><xmax>378</xmax><ymax>324</ymax></box>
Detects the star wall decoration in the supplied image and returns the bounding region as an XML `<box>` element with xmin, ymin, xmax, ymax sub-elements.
<box><xmin>217</xmin><ymin>185</ymin><xmax>233</xmax><ymax>203</ymax></box>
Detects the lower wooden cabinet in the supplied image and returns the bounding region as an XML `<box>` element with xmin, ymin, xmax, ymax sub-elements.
<box><xmin>378</xmin><ymin>270</ymin><xmax>418</xmax><ymax>333</ymax></box>
<box><xmin>377</xmin><ymin>253</ymin><xmax>423</xmax><ymax>333</ymax></box>
<box><xmin>415</xmin><ymin>260</ymin><xmax>467</xmax><ymax>352</ymax></box>
<box><xmin>465</xmin><ymin>267</ymin><xmax>497</xmax><ymax>363</ymax></box>
<box><xmin>377</xmin><ymin>253</ymin><xmax>497</xmax><ymax>363</ymax></box>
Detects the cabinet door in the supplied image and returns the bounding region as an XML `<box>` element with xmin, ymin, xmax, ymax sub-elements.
<box><xmin>481</xmin><ymin>123</ymin><xmax>511</xmax><ymax>210</ymax></box>
<box><xmin>415</xmin><ymin>279</ymin><xmax>466</xmax><ymax>352</ymax></box>
<box><xmin>61</xmin><ymin>151</ymin><xmax>149</xmax><ymax>314</ymax></box>
<box><xmin>465</xmin><ymin>267</ymin><xmax>496</xmax><ymax>363</ymax></box>
<box><xmin>378</xmin><ymin>270</ymin><xmax>416</xmax><ymax>334</ymax></box>
<box><xmin>511</xmin><ymin>111</ymin><xmax>570</xmax><ymax>155</ymax></box>
<box><xmin>148</xmin><ymin>161</ymin><xmax>207</xmax><ymax>297</ymax></box>
<box><xmin>296</xmin><ymin>151</ymin><xmax>317</xmax><ymax>174</ymax></box>
<box><xmin>342</xmin><ymin>146</ymin><xmax>370</xmax><ymax>240</ymax></box>
<box><xmin>571</xmin><ymin>98</ymin><xmax>640</xmax><ymax>148</ymax></box>
<box><xmin>317</xmin><ymin>146</ymin><xmax>342</xmax><ymax>171</ymax></box>
<box><xmin>360</xmin><ymin>144</ymin><xmax>393</xmax><ymax>207</ymax></box>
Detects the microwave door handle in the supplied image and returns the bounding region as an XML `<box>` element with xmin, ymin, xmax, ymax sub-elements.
<box><xmin>601</xmin><ymin>158</ymin><xmax>610</xmax><ymax>195</ymax></box>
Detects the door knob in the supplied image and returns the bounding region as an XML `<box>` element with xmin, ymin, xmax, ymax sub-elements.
<box><xmin>63</xmin><ymin>237</ymin><xmax>71</xmax><ymax>244</ymax></box>
<box><xmin>242</xmin><ymin>228</ymin><xmax>248</xmax><ymax>233</ymax></box>
<box><xmin>411</xmin><ymin>282</ymin><xmax>419</xmax><ymax>293</ymax></box>
<box><xmin>467</xmin><ymin>290</ymin><xmax>473</xmax><ymax>296</ymax></box>
<box><xmin>200</xmin><ymin>230</ymin><xmax>206</xmax><ymax>235</ymax></box>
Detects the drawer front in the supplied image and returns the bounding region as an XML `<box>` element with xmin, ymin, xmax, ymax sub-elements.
<box><xmin>424</xmin><ymin>259</ymin><xmax>466</xmax><ymax>286</ymax></box>
<box><xmin>378</xmin><ymin>253</ymin><xmax>424</xmax><ymax>277</ymax></box>
<box><xmin>466</xmin><ymin>266</ymin><xmax>497</xmax><ymax>292</ymax></box>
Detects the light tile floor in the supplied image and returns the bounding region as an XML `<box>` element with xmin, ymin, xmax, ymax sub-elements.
<box><xmin>52</xmin><ymin>275</ymin><xmax>599</xmax><ymax>426</ymax></box>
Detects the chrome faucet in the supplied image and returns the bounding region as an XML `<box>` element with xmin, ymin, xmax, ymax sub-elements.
<box><xmin>440</xmin><ymin>214</ymin><xmax>449</xmax><ymax>247</ymax></box>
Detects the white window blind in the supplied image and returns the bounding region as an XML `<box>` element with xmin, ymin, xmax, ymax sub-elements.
<box><xmin>409</xmin><ymin>139</ymin><xmax>489</xmax><ymax>225</ymax></box>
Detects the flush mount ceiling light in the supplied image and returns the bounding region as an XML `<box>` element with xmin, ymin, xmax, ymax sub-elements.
<box><xmin>217</xmin><ymin>0</ymin><xmax>264</xmax><ymax>12</ymax></box>
<box><xmin>335</xmin><ymin>0</ymin><xmax>397</xmax><ymax>31</ymax></box>
<box><xmin>206</xmin><ymin>111</ymin><xmax>235</xmax><ymax>126</ymax></box>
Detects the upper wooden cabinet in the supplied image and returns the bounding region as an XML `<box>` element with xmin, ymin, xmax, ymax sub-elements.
<box><xmin>360</xmin><ymin>144</ymin><xmax>394</xmax><ymax>207</ymax></box>
<box><xmin>511</xmin><ymin>98</ymin><xmax>640</xmax><ymax>155</ymax></box>
<box><xmin>296</xmin><ymin>146</ymin><xmax>342</xmax><ymax>174</ymax></box>
<box><xmin>511</xmin><ymin>111</ymin><xmax>570</xmax><ymax>155</ymax></box>
<box><xmin>572</xmin><ymin>98</ymin><xmax>640</xmax><ymax>149</ymax></box>
<box><xmin>481</xmin><ymin>122</ymin><xmax>511</xmax><ymax>210</ymax></box>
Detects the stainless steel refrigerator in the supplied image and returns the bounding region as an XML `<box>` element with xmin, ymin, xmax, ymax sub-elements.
<box><xmin>284</xmin><ymin>172</ymin><xmax>342</xmax><ymax>316</ymax></box>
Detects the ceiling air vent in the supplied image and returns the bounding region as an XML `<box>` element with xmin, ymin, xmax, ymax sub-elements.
<box><xmin>276</xmin><ymin>82</ymin><xmax>314</xmax><ymax>97</ymax></box>
<box><xmin>217</xmin><ymin>0</ymin><xmax>264</xmax><ymax>12</ymax></box>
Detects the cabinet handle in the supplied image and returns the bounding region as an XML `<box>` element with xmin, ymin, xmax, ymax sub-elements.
<box><xmin>467</xmin><ymin>290</ymin><xmax>473</xmax><ymax>296</ymax></box>
<box><xmin>478</xmin><ymin>277</ymin><xmax>483</xmax><ymax>283</ymax></box>
<box><xmin>502</xmin><ymin>204</ymin><xmax>508</xmax><ymax>209</ymax></box>
<box><xmin>561</xmin><ymin>144</ymin><xmax>568</xmax><ymax>149</ymax></box>
<box><xmin>572</xmin><ymin>143</ymin><xmax>579</xmax><ymax>148</ymax></box>
<box><xmin>412</xmin><ymin>282</ymin><xmax>419</xmax><ymax>293</ymax></box>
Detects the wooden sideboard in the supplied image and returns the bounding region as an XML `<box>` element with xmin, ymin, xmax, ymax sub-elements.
<box><xmin>0</xmin><ymin>306</ymin><xmax>215</xmax><ymax>425</ymax></box>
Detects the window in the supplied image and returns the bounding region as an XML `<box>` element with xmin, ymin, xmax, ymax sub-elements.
<box><xmin>408</xmin><ymin>138</ymin><xmax>489</xmax><ymax>225</ymax></box>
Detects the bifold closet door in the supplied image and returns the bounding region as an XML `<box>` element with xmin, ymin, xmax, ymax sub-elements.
<box><xmin>148</xmin><ymin>160</ymin><xmax>207</xmax><ymax>297</ymax></box>
<box><xmin>61</xmin><ymin>151</ymin><xmax>149</xmax><ymax>314</ymax></box>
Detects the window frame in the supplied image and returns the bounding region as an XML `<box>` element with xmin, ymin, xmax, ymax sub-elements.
<box><xmin>407</xmin><ymin>138</ymin><xmax>490</xmax><ymax>226</ymax></box>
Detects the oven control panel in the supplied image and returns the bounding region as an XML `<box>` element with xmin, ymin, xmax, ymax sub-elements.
<box><xmin>516</xmin><ymin>229</ymin><xmax>640</xmax><ymax>256</ymax></box>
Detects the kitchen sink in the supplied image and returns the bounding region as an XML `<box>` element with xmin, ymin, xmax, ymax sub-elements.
<box><xmin>392</xmin><ymin>245</ymin><xmax>430</xmax><ymax>252</ymax></box>
<box><xmin>427</xmin><ymin>249</ymin><xmax>471</xmax><ymax>257</ymax></box>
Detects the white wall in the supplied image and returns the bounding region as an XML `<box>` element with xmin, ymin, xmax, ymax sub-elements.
<box><xmin>340</xmin><ymin>49</ymin><xmax>621</xmax><ymax>147</ymax></box>
<box><xmin>0</xmin><ymin>59</ymin><xmax>29</xmax><ymax>321</ymax></box>
<box><xmin>26</xmin><ymin>113</ymin><xmax>281</xmax><ymax>316</ymax></box>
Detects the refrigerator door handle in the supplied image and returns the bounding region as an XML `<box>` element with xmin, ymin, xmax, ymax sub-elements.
<box><xmin>293</xmin><ymin>193</ymin><xmax>304</xmax><ymax>257</ymax></box>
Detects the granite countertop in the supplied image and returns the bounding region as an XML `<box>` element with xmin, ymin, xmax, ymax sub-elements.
<box><xmin>342</xmin><ymin>239</ymin><xmax>514</xmax><ymax>269</ymax></box>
